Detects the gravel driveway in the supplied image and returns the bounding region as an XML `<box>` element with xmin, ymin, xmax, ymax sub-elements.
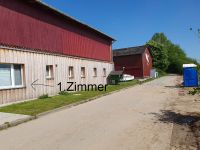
<box><xmin>0</xmin><ymin>75</ymin><xmax>179</xmax><ymax>150</ymax></box>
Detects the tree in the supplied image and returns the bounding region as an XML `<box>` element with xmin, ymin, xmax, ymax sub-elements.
<box><xmin>167</xmin><ymin>44</ymin><xmax>187</xmax><ymax>74</ymax></box>
<box><xmin>147</xmin><ymin>40</ymin><xmax>169</xmax><ymax>71</ymax></box>
<box><xmin>151</xmin><ymin>33</ymin><xmax>170</xmax><ymax>46</ymax></box>
<box><xmin>197</xmin><ymin>65</ymin><xmax>200</xmax><ymax>80</ymax></box>
<box><xmin>148</xmin><ymin>32</ymin><xmax>199</xmax><ymax>74</ymax></box>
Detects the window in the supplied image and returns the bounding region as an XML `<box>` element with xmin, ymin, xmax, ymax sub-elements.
<box><xmin>0</xmin><ymin>64</ymin><xmax>24</xmax><ymax>89</ymax></box>
<box><xmin>93</xmin><ymin>68</ymin><xmax>97</xmax><ymax>77</ymax></box>
<box><xmin>14</xmin><ymin>65</ymin><xmax>22</xmax><ymax>85</ymax></box>
<box><xmin>81</xmin><ymin>67</ymin><xmax>86</xmax><ymax>78</ymax></box>
<box><xmin>46</xmin><ymin>65</ymin><xmax>53</xmax><ymax>79</ymax></box>
<box><xmin>103</xmin><ymin>68</ymin><xmax>106</xmax><ymax>77</ymax></box>
<box><xmin>69</xmin><ymin>66</ymin><xmax>74</xmax><ymax>78</ymax></box>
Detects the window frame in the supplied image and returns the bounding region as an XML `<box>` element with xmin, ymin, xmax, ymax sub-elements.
<box><xmin>69</xmin><ymin>66</ymin><xmax>74</xmax><ymax>78</ymax></box>
<box><xmin>103</xmin><ymin>68</ymin><xmax>106</xmax><ymax>77</ymax></box>
<box><xmin>0</xmin><ymin>64</ymin><xmax>24</xmax><ymax>90</ymax></box>
<box><xmin>93</xmin><ymin>68</ymin><xmax>97</xmax><ymax>77</ymax></box>
<box><xmin>46</xmin><ymin>65</ymin><xmax>54</xmax><ymax>79</ymax></box>
<box><xmin>81</xmin><ymin>67</ymin><xmax>86</xmax><ymax>78</ymax></box>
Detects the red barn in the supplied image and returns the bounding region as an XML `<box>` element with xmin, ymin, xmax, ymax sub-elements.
<box><xmin>113</xmin><ymin>46</ymin><xmax>152</xmax><ymax>78</ymax></box>
<box><xmin>0</xmin><ymin>0</ymin><xmax>114</xmax><ymax>61</ymax></box>
<box><xmin>0</xmin><ymin>0</ymin><xmax>114</xmax><ymax>104</ymax></box>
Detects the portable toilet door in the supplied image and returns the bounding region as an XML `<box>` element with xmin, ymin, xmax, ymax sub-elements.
<box><xmin>183</xmin><ymin>64</ymin><xmax>198</xmax><ymax>87</ymax></box>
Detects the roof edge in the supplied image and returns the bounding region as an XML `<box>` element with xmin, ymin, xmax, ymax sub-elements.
<box><xmin>113</xmin><ymin>45</ymin><xmax>147</xmax><ymax>51</ymax></box>
<box><xmin>29</xmin><ymin>0</ymin><xmax>115</xmax><ymax>41</ymax></box>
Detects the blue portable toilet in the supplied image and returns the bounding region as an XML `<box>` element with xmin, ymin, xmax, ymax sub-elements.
<box><xmin>183</xmin><ymin>64</ymin><xmax>199</xmax><ymax>87</ymax></box>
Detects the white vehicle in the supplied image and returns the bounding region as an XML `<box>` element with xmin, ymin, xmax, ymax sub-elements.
<box><xmin>120</xmin><ymin>74</ymin><xmax>134</xmax><ymax>82</ymax></box>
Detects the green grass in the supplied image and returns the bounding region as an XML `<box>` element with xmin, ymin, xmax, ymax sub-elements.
<box><xmin>38</xmin><ymin>94</ymin><xmax>49</xmax><ymax>99</ymax></box>
<box><xmin>0</xmin><ymin>80</ymin><xmax>141</xmax><ymax>116</ymax></box>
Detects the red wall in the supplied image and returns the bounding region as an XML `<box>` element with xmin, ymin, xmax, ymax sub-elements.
<box><xmin>113</xmin><ymin>48</ymin><xmax>152</xmax><ymax>78</ymax></box>
<box><xmin>0</xmin><ymin>0</ymin><xmax>112</xmax><ymax>62</ymax></box>
<box><xmin>142</xmin><ymin>48</ymin><xmax>152</xmax><ymax>77</ymax></box>
<box><xmin>113</xmin><ymin>54</ymin><xmax>143</xmax><ymax>77</ymax></box>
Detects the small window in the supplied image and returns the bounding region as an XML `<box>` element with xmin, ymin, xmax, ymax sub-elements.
<box><xmin>81</xmin><ymin>67</ymin><xmax>86</xmax><ymax>78</ymax></box>
<box><xmin>93</xmin><ymin>68</ymin><xmax>97</xmax><ymax>77</ymax></box>
<box><xmin>103</xmin><ymin>68</ymin><xmax>106</xmax><ymax>77</ymax></box>
<box><xmin>0</xmin><ymin>64</ymin><xmax>24</xmax><ymax>89</ymax></box>
<box><xmin>46</xmin><ymin>65</ymin><xmax>53</xmax><ymax>79</ymax></box>
<box><xmin>14</xmin><ymin>65</ymin><xmax>22</xmax><ymax>85</ymax></box>
<box><xmin>69</xmin><ymin>66</ymin><xmax>74</xmax><ymax>78</ymax></box>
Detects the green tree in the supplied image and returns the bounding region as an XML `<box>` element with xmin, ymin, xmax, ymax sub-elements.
<box><xmin>167</xmin><ymin>44</ymin><xmax>187</xmax><ymax>74</ymax></box>
<box><xmin>198</xmin><ymin>65</ymin><xmax>200</xmax><ymax>80</ymax></box>
<box><xmin>147</xmin><ymin>40</ymin><xmax>169</xmax><ymax>71</ymax></box>
<box><xmin>151</xmin><ymin>33</ymin><xmax>171</xmax><ymax>46</ymax></box>
<box><xmin>148</xmin><ymin>32</ymin><xmax>199</xmax><ymax>74</ymax></box>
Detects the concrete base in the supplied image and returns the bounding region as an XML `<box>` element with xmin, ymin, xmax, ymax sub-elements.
<box><xmin>0</xmin><ymin>112</ymin><xmax>35</xmax><ymax>130</ymax></box>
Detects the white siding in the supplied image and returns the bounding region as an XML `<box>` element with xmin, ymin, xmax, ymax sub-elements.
<box><xmin>0</xmin><ymin>48</ymin><xmax>113</xmax><ymax>104</ymax></box>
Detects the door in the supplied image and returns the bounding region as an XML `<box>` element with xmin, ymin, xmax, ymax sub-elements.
<box><xmin>184</xmin><ymin>68</ymin><xmax>198</xmax><ymax>87</ymax></box>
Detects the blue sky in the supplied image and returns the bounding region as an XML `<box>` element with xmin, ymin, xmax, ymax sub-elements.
<box><xmin>43</xmin><ymin>0</ymin><xmax>200</xmax><ymax>61</ymax></box>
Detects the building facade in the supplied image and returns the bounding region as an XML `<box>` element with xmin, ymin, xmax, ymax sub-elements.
<box><xmin>0</xmin><ymin>0</ymin><xmax>114</xmax><ymax>104</ymax></box>
<box><xmin>113</xmin><ymin>46</ymin><xmax>152</xmax><ymax>78</ymax></box>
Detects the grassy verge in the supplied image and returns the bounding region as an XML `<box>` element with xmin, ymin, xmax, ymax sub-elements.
<box><xmin>0</xmin><ymin>80</ymin><xmax>142</xmax><ymax>116</ymax></box>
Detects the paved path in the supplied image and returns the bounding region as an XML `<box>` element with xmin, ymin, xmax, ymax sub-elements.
<box><xmin>0</xmin><ymin>76</ymin><xmax>178</xmax><ymax>150</ymax></box>
<box><xmin>0</xmin><ymin>112</ymin><xmax>31</xmax><ymax>126</ymax></box>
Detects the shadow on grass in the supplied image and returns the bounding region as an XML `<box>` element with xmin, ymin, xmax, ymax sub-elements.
<box><xmin>150</xmin><ymin>110</ymin><xmax>200</xmax><ymax>126</ymax></box>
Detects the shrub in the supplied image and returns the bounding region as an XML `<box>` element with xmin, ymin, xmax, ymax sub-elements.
<box><xmin>38</xmin><ymin>94</ymin><xmax>49</xmax><ymax>99</ymax></box>
<box><xmin>156</xmin><ymin>68</ymin><xmax>167</xmax><ymax>77</ymax></box>
<box><xmin>188</xmin><ymin>88</ymin><xmax>200</xmax><ymax>95</ymax></box>
<box><xmin>59</xmin><ymin>91</ymin><xmax>70</xmax><ymax>95</ymax></box>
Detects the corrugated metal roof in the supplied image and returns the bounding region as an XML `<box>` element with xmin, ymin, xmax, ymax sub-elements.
<box><xmin>113</xmin><ymin>45</ymin><xmax>147</xmax><ymax>57</ymax></box>
<box><xmin>25</xmin><ymin>0</ymin><xmax>115</xmax><ymax>41</ymax></box>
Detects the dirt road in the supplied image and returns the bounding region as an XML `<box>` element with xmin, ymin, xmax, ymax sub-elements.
<box><xmin>0</xmin><ymin>76</ymin><xmax>182</xmax><ymax>150</ymax></box>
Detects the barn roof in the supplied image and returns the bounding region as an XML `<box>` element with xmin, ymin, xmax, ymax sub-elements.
<box><xmin>113</xmin><ymin>45</ymin><xmax>147</xmax><ymax>57</ymax></box>
<box><xmin>24</xmin><ymin>0</ymin><xmax>115</xmax><ymax>41</ymax></box>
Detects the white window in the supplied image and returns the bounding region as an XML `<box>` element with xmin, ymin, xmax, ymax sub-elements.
<box><xmin>0</xmin><ymin>64</ymin><xmax>24</xmax><ymax>89</ymax></box>
<box><xmin>81</xmin><ymin>67</ymin><xmax>86</xmax><ymax>78</ymax></box>
<box><xmin>69</xmin><ymin>66</ymin><xmax>74</xmax><ymax>78</ymax></box>
<box><xmin>103</xmin><ymin>68</ymin><xmax>106</xmax><ymax>77</ymax></box>
<box><xmin>93</xmin><ymin>68</ymin><xmax>97</xmax><ymax>77</ymax></box>
<box><xmin>46</xmin><ymin>65</ymin><xmax>53</xmax><ymax>79</ymax></box>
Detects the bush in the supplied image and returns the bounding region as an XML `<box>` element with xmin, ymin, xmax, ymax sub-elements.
<box><xmin>196</xmin><ymin>64</ymin><xmax>200</xmax><ymax>80</ymax></box>
<box><xmin>156</xmin><ymin>68</ymin><xmax>167</xmax><ymax>77</ymax></box>
<box><xmin>59</xmin><ymin>91</ymin><xmax>70</xmax><ymax>95</ymax></box>
<box><xmin>188</xmin><ymin>88</ymin><xmax>200</xmax><ymax>95</ymax></box>
<box><xmin>38</xmin><ymin>94</ymin><xmax>49</xmax><ymax>99</ymax></box>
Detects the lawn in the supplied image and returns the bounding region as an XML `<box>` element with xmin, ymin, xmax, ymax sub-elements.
<box><xmin>0</xmin><ymin>80</ymin><xmax>142</xmax><ymax>116</ymax></box>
